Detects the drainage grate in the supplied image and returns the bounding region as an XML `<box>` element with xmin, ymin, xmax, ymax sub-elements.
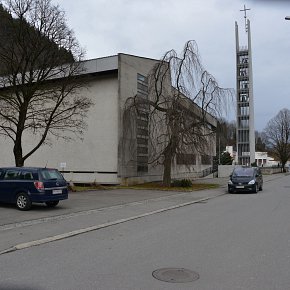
<box><xmin>152</xmin><ymin>268</ymin><xmax>199</xmax><ymax>283</ymax></box>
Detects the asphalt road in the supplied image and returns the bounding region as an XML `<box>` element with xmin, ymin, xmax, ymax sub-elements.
<box><xmin>0</xmin><ymin>174</ymin><xmax>290</xmax><ymax>289</ymax></box>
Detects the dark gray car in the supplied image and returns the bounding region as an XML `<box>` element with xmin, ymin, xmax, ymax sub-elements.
<box><xmin>228</xmin><ymin>166</ymin><xmax>263</xmax><ymax>193</ymax></box>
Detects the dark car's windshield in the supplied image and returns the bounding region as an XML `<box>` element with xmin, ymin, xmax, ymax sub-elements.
<box><xmin>40</xmin><ymin>169</ymin><xmax>64</xmax><ymax>180</ymax></box>
<box><xmin>0</xmin><ymin>169</ymin><xmax>4</xmax><ymax>178</ymax></box>
<box><xmin>232</xmin><ymin>167</ymin><xmax>255</xmax><ymax>177</ymax></box>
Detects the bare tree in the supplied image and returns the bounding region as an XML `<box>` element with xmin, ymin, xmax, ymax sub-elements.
<box><xmin>0</xmin><ymin>0</ymin><xmax>92</xmax><ymax>166</ymax></box>
<box><xmin>263</xmin><ymin>108</ymin><xmax>290</xmax><ymax>171</ymax></box>
<box><xmin>255</xmin><ymin>130</ymin><xmax>267</xmax><ymax>152</ymax></box>
<box><xmin>125</xmin><ymin>40</ymin><xmax>234</xmax><ymax>186</ymax></box>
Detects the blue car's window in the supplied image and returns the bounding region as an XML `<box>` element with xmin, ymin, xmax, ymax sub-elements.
<box><xmin>40</xmin><ymin>169</ymin><xmax>64</xmax><ymax>180</ymax></box>
<box><xmin>3</xmin><ymin>170</ymin><xmax>21</xmax><ymax>180</ymax></box>
<box><xmin>20</xmin><ymin>172</ymin><xmax>33</xmax><ymax>180</ymax></box>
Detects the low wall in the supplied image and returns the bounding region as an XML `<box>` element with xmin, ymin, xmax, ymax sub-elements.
<box><xmin>218</xmin><ymin>165</ymin><xmax>282</xmax><ymax>178</ymax></box>
<box><xmin>218</xmin><ymin>165</ymin><xmax>235</xmax><ymax>178</ymax></box>
<box><xmin>260</xmin><ymin>167</ymin><xmax>282</xmax><ymax>175</ymax></box>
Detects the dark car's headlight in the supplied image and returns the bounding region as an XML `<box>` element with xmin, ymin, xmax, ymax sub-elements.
<box><xmin>248</xmin><ymin>179</ymin><xmax>255</xmax><ymax>185</ymax></box>
<box><xmin>228</xmin><ymin>180</ymin><xmax>233</xmax><ymax>185</ymax></box>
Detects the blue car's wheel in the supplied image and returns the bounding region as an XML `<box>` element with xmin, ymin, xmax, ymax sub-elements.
<box><xmin>16</xmin><ymin>192</ymin><xmax>32</xmax><ymax>211</ymax></box>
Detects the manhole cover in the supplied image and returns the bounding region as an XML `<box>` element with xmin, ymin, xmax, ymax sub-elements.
<box><xmin>152</xmin><ymin>268</ymin><xmax>199</xmax><ymax>283</ymax></box>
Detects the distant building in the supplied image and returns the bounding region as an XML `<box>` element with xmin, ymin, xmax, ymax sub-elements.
<box><xmin>0</xmin><ymin>54</ymin><xmax>217</xmax><ymax>184</ymax></box>
<box><xmin>255</xmin><ymin>152</ymin><xmax>268</xmax><ymax>167</ymax></box>
<box><xmin>255</xmin><ymin>152</ymin><xmax>283</xmax><ymax>167</ymax></box>
<box><xmin>228</xmin><ymin>146</ymin><xmax>285</xmax><ymax>168</ymax></box>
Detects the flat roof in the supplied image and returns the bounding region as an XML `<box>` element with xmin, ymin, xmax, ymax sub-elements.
<box><xmin>81</xmin><ymin>55</ymin><xmax>118</xmax><ymax>75</ymax></box>
<box><xmin>0</xmin><ymin>53</ymin><xmax>160</xmax><ymax>88</ymax></box>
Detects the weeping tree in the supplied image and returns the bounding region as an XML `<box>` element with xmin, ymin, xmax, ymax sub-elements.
<box><xmin>263</xmin><ymin>108</ymin><xmax>290</xmax><ymax>172</ymax></box>
<box><xmin>255</xmin><ymin>130</ymin><xmax>267</xmax><ymax>152</ymax></box>
<box><xmin>124</xmin><ymin>40</ymin><xmax>234</xmax><ymax>186</ymax></box>
<box><xmin>0</xmin><ymin>0</ymin><xmax>92</xmax><ymax>166</ymax></box>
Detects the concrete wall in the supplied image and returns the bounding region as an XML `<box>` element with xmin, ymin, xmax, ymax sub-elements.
<box><xmin>260</xmin><ymin>167</ymin><xmax>282</xmax><ymax>175</ymax></box>
<box><xmin>0</xmin><ymin>54</ymin><xmax>217</xmax><ymax>185</ymax></box>
<box><xmin>218</xmin><ymin>164</ymin><xmax>282</xmax><ymax>178</ymax></box>
<box><xmin>117</xmin><ymin>54</ymin><xmax>217</xmax><ymax>184</ymax></box>
<box><xmin>218</xmin><ymin>165</ymin><xmax>236</xmax><ymax>178</ymax></box>
<box><xmin>0</xmin><ymin>75</ymin><xmax>120</xmax><ymax>184</ymax></box>
<box><xmin>118</xmin><ymin>54</ymin><xmax>164</xmax><ymax>180</ymax></box>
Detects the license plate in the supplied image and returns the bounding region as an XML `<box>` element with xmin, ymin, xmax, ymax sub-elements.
<box><xmin>52</xmin><ymin>189</ymin><xmax>62</xmax><ymax>194</ymax></box>
<box><xmin>236</xmin><ymin>186</ymin><xmax>244</xmax><ymax>189</ymax></box>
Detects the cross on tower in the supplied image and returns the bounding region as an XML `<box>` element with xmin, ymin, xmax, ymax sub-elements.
<box><xmin>240</xmin><ymin>4</ymin><xmax>251</xmax><ymax>32</ymax></box>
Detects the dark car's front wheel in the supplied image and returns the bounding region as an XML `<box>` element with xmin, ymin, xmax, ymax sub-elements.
<box><xmin>16</xmin><ymin>193</ymin><xmax>32</xmax><ymax>211</ymax></box>
<box><xmin>45</xmin><ymin>201</ymin><xmax>59</xmax><ymax>208</ymax></box>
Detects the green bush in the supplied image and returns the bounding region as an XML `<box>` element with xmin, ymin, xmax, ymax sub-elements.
<box><xmin>171</xmin><ymin>179</ymin><xmax>193</xmax><ymax>187</ymax></box>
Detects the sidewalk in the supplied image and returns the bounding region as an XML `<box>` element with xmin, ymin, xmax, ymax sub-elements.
<box><xmin>0</xmin><ymin>182</ymin><xmax>226</xmax><ymax>255</ymax></box>
<box><xmin>0</xmin><ymin>173</ymin><xmax>287</xmax><ymax>255</ymax></box>
<box><xmin>0</xmin><ymin>179</ymin><xmax>227</xmax><ymax>227</ymax></box>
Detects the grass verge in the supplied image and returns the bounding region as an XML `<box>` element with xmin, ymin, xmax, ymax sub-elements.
<box><xmin>70</xmin><ymin>182</ymin><xmax>219</xmax><ymax>192</ymax></box>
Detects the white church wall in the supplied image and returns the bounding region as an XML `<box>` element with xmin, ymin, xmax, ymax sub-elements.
<box><xmin>0</xmin><ymin>76</ymin><xmax>120</xmax><ymax>184</ymax></box>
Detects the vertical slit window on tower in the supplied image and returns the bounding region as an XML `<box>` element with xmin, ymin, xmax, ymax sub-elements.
<box><xmin>239</xmin><ymin>94</ymin><xmax>249</xmax><ymax>102</ymax></box>
<box><xmin>239</xmin><ymin>55</ymin><xmax>249</xmax><ymax>64</ymax></box>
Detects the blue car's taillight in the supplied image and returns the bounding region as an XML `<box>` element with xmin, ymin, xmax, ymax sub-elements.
<box><xmin>34</xmin><ymin>181</ymin><xmax>44</xmax><ymax>190</ymax></box>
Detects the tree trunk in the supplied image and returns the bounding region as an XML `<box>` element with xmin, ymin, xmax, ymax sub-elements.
<box><xmin>13</xmin><ymin>141</ymin><xmax>24</xmax><ymax>167</ymax></box>
<box><xmin>282</xmin><ymin>162</ymin><xmax>286</xmax><ymax>173</ymax></box>
<box><xmin>13</xmin><ymin>102</ymin><xmax>28</xmax><ymax>167</ymax></box>
<box><xmin>163</xmin><ymin>151</ymin><xmax>172</xmax><ymax>187</ymax></box>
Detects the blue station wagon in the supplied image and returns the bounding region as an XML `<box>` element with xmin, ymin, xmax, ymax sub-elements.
<box><xmin>0</xmin><ymin>167</ymin><xmax>68</xmax><ymax>210</ymax></box>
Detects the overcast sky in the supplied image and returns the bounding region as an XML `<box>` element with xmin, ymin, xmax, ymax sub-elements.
<box><xmin>56</xmin><ymin>0</ymin><xmax>290</xmax><ymax>132</ymax></box>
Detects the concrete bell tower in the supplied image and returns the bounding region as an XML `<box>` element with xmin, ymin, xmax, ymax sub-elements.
<box><xmin>235</xmin><ymin>5</ymin><xmax>255</xmax><ymax>165</ymax></box>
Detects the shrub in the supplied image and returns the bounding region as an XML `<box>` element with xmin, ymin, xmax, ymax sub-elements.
<box><xmin>171</xmin><ymin>179</ymin><xmax>193</xmax><ymax>187</ymax></box>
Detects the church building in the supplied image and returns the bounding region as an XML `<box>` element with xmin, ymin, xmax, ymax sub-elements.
<box><xmin>0</xmin><ymin>53</ymin><xmax>217</xmax><ymax>184</ymax></box>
